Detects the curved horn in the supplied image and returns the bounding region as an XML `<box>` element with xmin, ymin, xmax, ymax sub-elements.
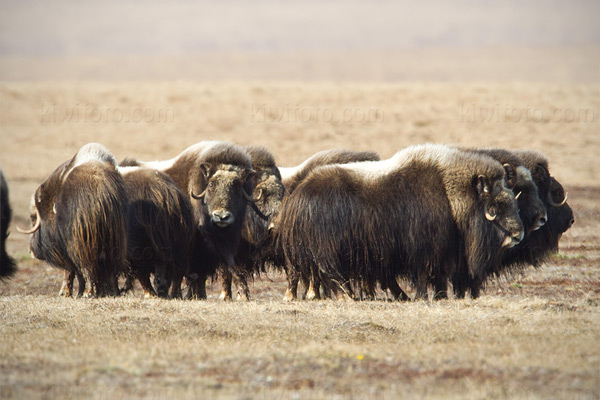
<box><xmin>515</xmin><ymin>191</ymin><xmax>522</xmax><ymax>200</ymax></box>
<box><xmin>243</xmin><ymin>188</ymin><xmax>262</xmax><ymax>202</ymax></box>
<box><xmin>190</xmin><ymin>188</ymin><xmax>207</xmax><ymax>200</ymax></box>
<box><xmin>548</xmin><ymin>191</ymin><xmax>568</xmax><ymax>207</ymax></box>
<box><xmin>17</xmin><ymin>208</ymin><xmax>41</xmax><ymax>234</ymax></box>
<box><xmin>485</xmin><ymin>207</ymin><xmax>497</xmax><ymax>222</ymax></box>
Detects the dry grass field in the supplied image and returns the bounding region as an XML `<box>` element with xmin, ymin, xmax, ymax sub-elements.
<box><xmin>0</xmin><ymin>82</ymin><xmax>599</xmax><ymax>399</ymax></box>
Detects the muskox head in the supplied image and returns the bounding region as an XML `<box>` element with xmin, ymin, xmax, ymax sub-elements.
<box><xmin>244</xmin><ymin>146</ymin><xmax>285</xmax><ymax>242</ymax></box>
<box><xmin>505</xmin><ymin>164</ymin><xmax>547</xmax><ymax>233</ymax></box>
<box><xmin>474</xmin><ymin>173</ymin><xmax>524</xmax><ymax>248</ymax></box>
<box><xmin>527</xmin><ymin>161</ymin><xmax>574</xmax><ymax>253</ymax></box>
<box><xmin>22</xmin><ymin>160</ymin><xmax>70</xmax><ymax>266</ymax></box>
<box><xmin>190</xmin><ymin>163</ymin><xmax>256</xmax><ymax>230</ymax></box>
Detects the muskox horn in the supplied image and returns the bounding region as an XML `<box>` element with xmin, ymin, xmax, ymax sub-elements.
<box><xmin>485</xmin><ymin>206</ymin><xmax>497</xmax><ymax>222</ymax></box>
<box><xmin>190</xmin><ymin>188</ymin><xmax>207</xmax><ymax>200</ymax></box>
<box><xmin>243</xmin><ymin>188</ymin><xmax>262</xmax><ymax>202</ymax></box>
<box><xmin>548</xmin><ymin>191</ymin><xmax>568</xmax><ymax>207</ymax></box>
<box><xmin>515</xmin><ymin>191</ymin><xmax>522</xmax><ymax>200</ymax></box>
<box><xmin>17</xmin><ymin>208</ymin><xmax>41</xmax><ymax>234</ymax></box>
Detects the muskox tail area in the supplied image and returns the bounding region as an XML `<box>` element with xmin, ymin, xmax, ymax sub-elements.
<box><xmin>60</xmin><ymin>163</ymin><xmax>128</xmax><ymax>297</ymax></box>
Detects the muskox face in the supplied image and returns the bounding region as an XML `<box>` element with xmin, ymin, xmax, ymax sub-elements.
<box><xmin>531</xmin><ymin>164</ymin><xmax>574</xmax><ymax>235</ymax></box>
<box><xmin>512</xmin><ymin>166</ymin><xmax>547</xmax><ymax>233</ymax></box>
<box><xmin>26</xmin><ymin>168</ymin><xmax>67</xmax><ymax>266</ymax></box>
<box><xmin>476</xmin><ymin>175</ymin><xmax>524</xmax><ymax>248</ymax></box>
<box><xmin>191</xmin><ymin>163</ymin><xmax>255</xmax><ymax>229</ymax></box>
<box><xmin>246</xmin><ymin>167</ymin><xmax>285</xmax><ymax>242</ymax></box>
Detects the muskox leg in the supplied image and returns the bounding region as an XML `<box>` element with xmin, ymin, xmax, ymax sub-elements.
<box><xmin>75</xmin><ymin>272</ymin><xmax>86</xmax><ymax>297</ymax></box>
<box><xmin>469</xmin><ymin>276</ymin><xmax>483</xmax><ymax>299</ymax></box>
<box><xmin>59</xmin><ymin>270</ymin><xmax>75</xmax><ymax>297</ymax></box>
<box><xmin>234</xmin><ymin>272</ymin><xmax>251</xmax><ymax>301</ymax></box>
<box><xmin>170</xmin><ymin>271</ymin><xmax>184</xmax><ymax>300</ymax></box>
<box><xmin>219</xmin><ymin>269</ymin><xmax>233</xmax><ymax>301</ymax></box>
<box><xmin>283</xmin><ymin>269</ymin><xmax>299</xmax><ymax>302</ymax></box>
<box><xmin>153</xmin><ymin>270</ymin><xmax>170</xmax><ymax>299</ymax></box>
<box><xmin>306</xmin><ymin>274</ymin><xmax>321</xmax><ymax>300</ymax></box>
<box><xmin>432</xmin><ymin>274</ymin><xmax>448</xmax><ymax>300</ymax></box>
<box><xmin>138</xmin><ymin>273</ymin><xmax>157</xmax><ymax>298</ymax></box>
<box><xmin>386</xmin><ymin>279</ymin><xmax>411</xmax><ymax>302</ymax></box>
<box><xmin>334</xmin><ymin>280</ymin><xmax>355</xmax><ymax>301</ymax></box>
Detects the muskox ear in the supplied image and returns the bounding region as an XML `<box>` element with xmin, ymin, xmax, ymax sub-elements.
<box><xmin>503</xmin><ymin>163</ymin><xmax>517</xmax><ymax>190</ymax></box>
<box><xmin>474</xmin><ymin>175</ymin><xmax>493</xmax><ymax>198</ymax></box>
<box><xmin>200</xmin><ymin>162</ymin><xmax>213</xmax><ymax>178</ymax></box>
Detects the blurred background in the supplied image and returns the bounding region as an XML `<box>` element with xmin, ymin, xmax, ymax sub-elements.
<box><xmin>1</xmin><ymin>0</ymin><xmax>598</xmax><ymax>82</ymax></box>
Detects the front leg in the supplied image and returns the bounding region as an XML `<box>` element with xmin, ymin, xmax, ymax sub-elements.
<box><xmin>59</xmin><ymin>270</ymin><xmax>75</xmax><ymax>297</ymax></box>
<box><xmin>283</xmin><ymin>267</ymin><xmax>299</xmax><ymax>302</ymax></box>
<box><xmin>219</xmin><ymin>268</ymin><xmax>233</xmax><ymax>301</ymax></box>
<box><xmin>234</xmin><ymin>271</ymin><xmax>251</xmax><ymax>301</ymax></box>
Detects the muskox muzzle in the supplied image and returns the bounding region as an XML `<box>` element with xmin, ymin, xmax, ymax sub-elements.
<box><xmin>211</xmin><ymin>209</ymin><xmax>234</xmax><ymax>227</ymax></box>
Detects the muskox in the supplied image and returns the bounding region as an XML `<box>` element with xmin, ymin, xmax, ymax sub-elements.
<box><xmin>503</xmin><ymin>150</ymin><xmax>574</xmax><ymax>268</ymax></box>
<box><xmin>20</xmin><ymin>143</ymin><xmax>128</xmax><ymax>297</ymax></box>
<box><xmin>118</xmin><ymin>166</ymin><xmax>195</xmax><ymax>299</ymax></box>
<box><xmin>276</xmin><ymin>144</ymin><xmax>524</xmax><ymax>301</ymax></box>
<box><xmin>1</xmin><ymin>169</ymin><xmax>17</xmax><ymax>280</ymax></box>
<box><xmin>277</xmin><ymin>149</ymin><xmax>382</xmax><ymax>301</ymax></box>
<box><xmin>451</xmin><ymin>147</ymin><xmax>548</xmax><ymax>298</ymax></box>
<box><xmin>217</xmin><ymin>146</ymin><xmax>285</xmax><ymax>300</ymax></box>
<box><xmin>122</xmin><ymin>141</ymin><xmax>257</xmax><ymax>299</ymax></box>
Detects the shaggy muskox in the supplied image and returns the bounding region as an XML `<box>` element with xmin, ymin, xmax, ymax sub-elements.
<box><xmin>451</xmin><ymin>147</ymin><xmax>548</xmax><ymax>298</ymax></box>
<box><xmin>217</xmin><ymin>145</ymin><xmax>285</xmax><ymax>300</ymax></box>
<box><xmin>118</xmin><ymin>166</ymin><xmax>195</xmax><ymax>298</ymax></box>
<box><xmin>123</xmin><ymin>141</ymin><xmax>257</xmax><ymax>299</ymax></box>
<box><xmin>1</xmin><ymin>169</ymin><xmax>17</xmax><ymax>280</ymax></box>
<box><xmin>504</xmin><ymin>150</ymin><xmax>574</xmax><ymax>268</ymax></box>
<box><xmin>20</xmin><ymin>143</ymin><xmax>128</xmax><ymax>297</ymax></box>
<box><xmin>277</xmin><ymin>149</ymin><xmax>382</xmax><ymax>301</ymax></box>
<box><xmin>276</xmin><ymin>144</ymin><xmax>524</xmax><ymax>301</ymax></box>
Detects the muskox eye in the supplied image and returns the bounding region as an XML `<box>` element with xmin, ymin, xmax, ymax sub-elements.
<box><xmin>209</xmin><ymin>182</ymin><xmax>214</xmax><ymax>189</ymax></box>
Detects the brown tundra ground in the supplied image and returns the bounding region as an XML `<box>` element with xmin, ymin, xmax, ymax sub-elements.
<box><xmin>0</xmin><ymin>82</ymin><xmax>598</xmax><ymax>399</ymax></box>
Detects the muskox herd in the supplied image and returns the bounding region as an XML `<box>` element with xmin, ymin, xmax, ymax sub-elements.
<box><xmin>1</xmin><ymin>141</ymin><xmax>574</xmax><ymax>301</ymax></box>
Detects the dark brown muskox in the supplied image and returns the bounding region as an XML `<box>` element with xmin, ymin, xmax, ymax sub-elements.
<box><xmin>218</xmin><ymin>145</ymin><xmax>285</xmax><ymax>300</ymax></box>
<box><xmin>20</xmin><ymin>143</ymin><xmax>128</xmax><ymax>297</ymax></box>
<box><xmin>1</xmin><ymin>169</ymin><xmax>17</xmax><ymax>280</ymax></box>
<box><xmin>118</xmin><ymin>166</ymin><xmax>195</xmax><ymax>299</ymax></box>
<box><xmin>503</xmin><ymin>150</ymin><xmax>574</xmax><ymax>268</ymax></box>
<box><xmin>276</xmin><ymin>149</ymin><xmax>382</xmax><ymax>301</ymax></box>
<box><xmin>123</xmin><ymin>141</ymin><xmax>257</xmax><ymax>300</ymax></box>
<box><xmin>276</xmin><ymin>144</ymin><xmax>524</xmax><ymax>301</ymax></box>
<box><xmin>451</xmin><ymin>147</ymin><xmax>548</xmax><ymax>298</ymax></box>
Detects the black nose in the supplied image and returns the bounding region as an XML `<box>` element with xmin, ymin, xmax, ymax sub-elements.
<box><xmin>211</xmin><ymin>210</ymin><xmax>233</xmax><ymax>225</ymax></box>
<box><xmin>569</xmin><ymin>218</ymin><xmax>575</xmax><ymax>227</ymax></box>
<box><xmin>538</xmin><ymin>216</ymin><xmax>547</xmax><ymax>225</ymax></box>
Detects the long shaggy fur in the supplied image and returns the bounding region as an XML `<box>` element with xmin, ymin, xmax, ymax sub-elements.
<box><xmin>123</xmin><ymin>141</ymin><xmax>255</xmax><ymax>299</ymax></box>
<box><xmin>29</xmin><ymin>144</ymin><xmax>128</xmax><ymax>297</ymax></box>
<box><xmin>276</xmin><ymin>144</ymin><xmax>523</xmax><ymax>300</ymax></box>
<box><xmin>503</xmin><ymin>150</ymin><xmax>574</xmax><ymax>268</ymax></box>
<box><xmin>1</xmin><ymin>170</ymin><xmax>17</xmax><ymax>280</ymax></box>
<box><xmin>120</xmin><ymin>167</ymin><xmax>195</xmax><ymax>298</ymax></box>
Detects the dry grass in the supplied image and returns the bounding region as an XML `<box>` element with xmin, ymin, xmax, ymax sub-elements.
<box><xmin>0</xmin><ymin>82</ymin><xmax>599</xmax><ymax>399</ymax></box>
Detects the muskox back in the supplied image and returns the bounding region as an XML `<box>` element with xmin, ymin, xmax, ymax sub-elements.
<box><xmin>119</xmin><ymin>167</ymin><xmax>195</xmax><ymax>298</ymax></box>
<box><xmin>1</xmin><ymin>169</ymin><xmax>17</xmax><ymax>280</ymax></box>
<box><xmin>280</xmin><ymin>149</ymin><xmax>380</xmax><ymax>194</ymax></box>
<box><xmin>27</xmin><ymin>144</ymin><xmax>128</xmax><ymax>297</ymax></box>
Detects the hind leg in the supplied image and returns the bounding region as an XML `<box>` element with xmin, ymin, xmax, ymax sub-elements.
<box><xmin>138</xmin><ymin>272</ymin><xmax>157</xmax><ymax>298</ymax></box>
